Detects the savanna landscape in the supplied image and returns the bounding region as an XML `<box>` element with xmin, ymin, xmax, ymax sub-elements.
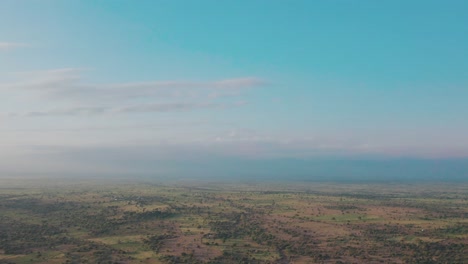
<box><xmin>0</xmin><ymin>179</ymin><xmax>466</xmax><ymax>264</ymax></box>
<box><xmin>3</xmin><ymin>1</ymin><xmax>468</xmax><ymax>264</ymax></box>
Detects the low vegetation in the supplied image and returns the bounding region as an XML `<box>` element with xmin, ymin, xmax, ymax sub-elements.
<box><xmin>0</xmin><ymin>179</ymin><xmax>466</xmax><ymax>263</ymax></box>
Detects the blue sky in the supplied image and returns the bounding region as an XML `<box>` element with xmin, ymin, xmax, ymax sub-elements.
<box><xmin>1</xmin><ymin>1</ymin><xmax>468</xmax><ymax>178</ymax></box>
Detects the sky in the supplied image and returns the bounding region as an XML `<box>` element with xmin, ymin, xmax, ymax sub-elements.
<box><xmin>1</xmin><ymin>0</ymin><xmax>468</xmax><ymax>180</ymax></box>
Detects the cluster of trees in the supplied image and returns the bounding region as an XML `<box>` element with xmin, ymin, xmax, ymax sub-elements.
<box><xmin>123</xmin><ymin>209</ymin><xmax>174</xmax><ymax>222</ymax></box>
<box><xmin>143</xmin><ymin>234</ymin><xmax>176</xmax><ymax>253</ymax></box>
<box><xmin>0</xmin><ymin>221</ymin><xmax>69</xmax><ymax>254</ymax></box>
<box><xmin>404</xmin><ymin>241</ymin><xmax>466</xmax><ymax>263</ymax></box>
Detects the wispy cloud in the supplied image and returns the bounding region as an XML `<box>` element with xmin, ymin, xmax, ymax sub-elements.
<box><xmin>2</xmin><ymin>68</ymin><xmax>265</xmax><ymax>101</ymax></box>
<box><xmin>0</xmin><ymin>121</ymin><xmax>209</xmax><ymax>132</ymax></box>
<box><xmin>0</xmin><ymin>42</ymin><xmax>28</xmax><ymax>51</ymax></box>
<box><xmin>114</xmin><ymin>102</ymin><xmax>222</xmax><ymax>114</ymax></box>
<box><xmin>1</xmin><ymin>68</ymin><xmax>265</xmax><ymax>116</ymax></box>
<box><xmin>7</xmin><ymin>102</ymin><xmax>242</xmax><ymax>117</ymax></box>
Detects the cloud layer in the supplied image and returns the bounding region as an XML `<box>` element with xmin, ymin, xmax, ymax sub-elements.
<box><xmin>1</xmin><ymin>68</ymin><xmax>264</xmax><ymax>116</ymax></box>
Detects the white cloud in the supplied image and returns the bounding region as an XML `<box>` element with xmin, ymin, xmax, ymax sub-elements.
<box><xmin>8</xmin><ymin>102</ymin><xmax>241</xmax><ymax>117</ymax></box>
<box><xmin>1</xmin><ymin>68</ymin><xmax>265</xmax><ymax>101</ymax></box>
<box><xmin>0</xmin><ymin>68</ymin><xmax>266</xmax><ymax>116</ymax></box>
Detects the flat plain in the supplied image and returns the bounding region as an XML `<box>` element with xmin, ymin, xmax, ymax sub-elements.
<box><xmin>0</xmin><ymin>179</ymin><xmax>466</xmax><ymax>263</ymax></box>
